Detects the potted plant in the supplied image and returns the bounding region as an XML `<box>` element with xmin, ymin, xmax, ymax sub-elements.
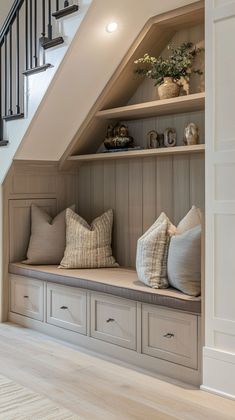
<box><xmin>134</xmin><ymin>42</ymin><xmax>204</xmax><ymax>100</ymax></box>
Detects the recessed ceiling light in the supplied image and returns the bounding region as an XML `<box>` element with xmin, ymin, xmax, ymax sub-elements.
<box><xmin>106</xmin><ymin>22</ymin><xmax>118</xmax><ymax>33</ymax></box>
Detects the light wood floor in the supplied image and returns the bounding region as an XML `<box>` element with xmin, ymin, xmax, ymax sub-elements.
<box><xmin>0</xmin><ymin>323</ymin><xmax>235</xmax><ymax>419</ymax></box>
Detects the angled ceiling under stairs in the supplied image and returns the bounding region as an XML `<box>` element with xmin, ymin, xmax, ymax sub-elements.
<box><xmin>14</xmin><ymin>0</ymin><xmax>202</xmax><ymax>164</ymax></box>
<box><xmin>60</xmin><ymin>0</ymin><xmax>204</xmax><ymax>166</ymax></box>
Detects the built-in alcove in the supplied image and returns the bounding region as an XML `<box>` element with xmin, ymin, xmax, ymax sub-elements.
<box><xmin>2</xmin><ymin>1</ymin><xmax>205</xmax><ymax>386</ymax></box>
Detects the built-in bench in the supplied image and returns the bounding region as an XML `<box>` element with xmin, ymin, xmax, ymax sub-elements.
<box><xmin>9</xmin><ymin>262</ymin><xmax>201</xmax><ymax>314</ymax></box>
<box><xmin>8</xmin><ymin>261</ymin><xmax>201</xmax><ymax>385</ymax></box>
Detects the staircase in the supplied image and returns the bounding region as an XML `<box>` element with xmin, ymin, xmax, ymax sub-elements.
<box><xmin>0</xmin><ymin>0</ymin><xmax>92</xmax><ymax>184</ymax></box>
<box><xmin>0</xmin><ymin>0</ymin><xmax>82</xmax><ymax>147</ymax></box>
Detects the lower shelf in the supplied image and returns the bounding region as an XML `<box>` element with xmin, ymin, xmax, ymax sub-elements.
<box><xmin>68</xmin><ymin>144</ymin><xmax>205</xmax><ymax>163</ymax></box>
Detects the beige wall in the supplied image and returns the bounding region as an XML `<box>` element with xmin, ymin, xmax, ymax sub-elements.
<box><xmin>15</xmin><ymin>0</ymin><xmax>200</xmax><ymax>161</ymax></box>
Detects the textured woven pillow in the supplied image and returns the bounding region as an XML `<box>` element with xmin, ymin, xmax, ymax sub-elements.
<box><xmin>167</xmin><ymin>225</ymin><xmax>201</xmax><ymax>296</ymax></box>
<box><xmin>136</xmin><ymin>212</ymin><xmax>176</xmax><ymax>289</ymax></box>
<box><xmin>176</xmin><ymin>205</ymin><xmax>202</xmax><ymax>234</ymax></box>
<box><xmin>23</xmin><ymin>204</ymin><xmax>75</xmax><ymax>265</ymax></box>
<box><xmin>60</xmin><ymin>208</ymin><xmax>118</xmax><ymax>269</ymax></box>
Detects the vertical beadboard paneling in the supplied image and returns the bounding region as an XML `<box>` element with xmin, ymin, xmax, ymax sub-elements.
<box><xmin>77</xmin><ymin>164</ymin><xmax>91</xmax><ymax>221</ymax></box>
<box><xmin>190</xmin><ymin>154</ymin><xmax>205</xmax><ymax>210</ymax></box>
<box><xmin>156</xmin><ymin>156</ymin><xmax>174</xmax><ymax>221</ymax></box>
<box><xmin>129</xmin><ymin>159</ymin><xmax>143</xmax><ymax>266</ymax></box>
<box><xmin>103</xmin><ymin>161</ymin><xmax>116</xmax><ymax>211</ymax></box>
<box><xmin>91</xmin><ymin>162</ymin><xmax>104</xmax><ymax>220</ymax></box>
<box><xmin>173</xmin><ymin>156</ymin><xmax>190</xmax><ymax>224</ymax></box>
<box><xmin>77</xmin><ymin>154</ymin><xmax>204</xmax><ymax>267</ymax></box>
<box><xmin>142</xmin><ymin>157</ymin><xmax>156</xmax><ymax>232</ymax></box>
<box><xmin>115</xmin><ymin>160</ymin><xmax>129</xmax><ymax>265</ymax></box>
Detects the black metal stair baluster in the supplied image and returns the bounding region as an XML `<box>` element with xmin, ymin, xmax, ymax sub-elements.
<box><xmin>0</xmin><ymin>47</ymin><xmax>3</xmax><ymax>138</ymax></box>
<box><xmin>34</xmin><ymin>0</ymin><xmax>38</xmax><ymax>67</ymax></box>
<box><xmin>16</xmin><ymin>9</ymin><xmax>20</xmax><ymax>114</ymax></box>
<box><xmin>48</xmin><ymin>0</ymin><xmax>52</xmax><ymax>40</ymax></box>
<box><xmin>40</xmin><ymin>0</ymin><xmax>46</xmax><ymax>65</ymax></box>
<box><xmin>29</xmin><ymin>0</ymin><xmax>33</xmax><ymax>69</ymax></box>
<box><xmin>56</xmin><ymin>0</ymin><xmax>59</xmax><ymax>12</ymax></box>
<box><xmin>4</xmin><ymin>35</ymin><xmax>8</xmax><ymax>118</ymax></box>
<box><xmin>25</xmin><ymin>0</ymin><xmax>29</xmax><ymax>71</ymax></box>
<box><xmin>9</xmin><ymin>26</ymin><xmax>13</xmax><ymax>116</ymax></box>
<box><xmin>42</xmin><ymin>0</ymin><xmax>46</xmax><ymax>38</ymax></box>
<box><xmin>23</xmin><ymin>0</ymin><xmax>53</xmax><ymax>75</ymax></box>
<box><xmin>41</xmin><ymin>0</ymin><xmax>64</xmax><ymax>49</ymax></box>
<box><xmin>0</xmin><ymin>44</ymin><xmax>8</xmax><ymax>145</ymax></box>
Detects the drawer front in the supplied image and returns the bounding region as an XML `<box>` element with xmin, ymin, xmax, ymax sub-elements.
<box><xmin>47</xmin><ymin>283</ymin><xmax>87</xmax><ymax>334</ymax></box>
<box><xmin>142</xmin><ymin>305</ymin><xmax>198</xmax><ymax>369</ymax></box>
<box><xmin>91</xmin><ymin>293</ymin><xmax>136</xmax><ymax>350</ymax></box>
<box><xmin>10</xmin><ymin>275</ymin><xmax>44</xmax><ymax>321</ymax></box>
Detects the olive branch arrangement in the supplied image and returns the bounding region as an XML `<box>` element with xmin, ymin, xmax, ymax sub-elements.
<box><xmin>134</xmin><ymin>42</ymin><xmax>204</xmax><ymax>86</ymax></box>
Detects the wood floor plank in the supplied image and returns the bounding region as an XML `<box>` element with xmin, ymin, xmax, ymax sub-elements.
<box><xmin>0</xmin><ymin>324</ymin><xmax>234</xmax><ymax>419</ymax></box>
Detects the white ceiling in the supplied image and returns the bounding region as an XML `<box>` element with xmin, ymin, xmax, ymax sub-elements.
<box><xmin>0</xmin><ymin>0</ymin><xmax>14</xmax><ymax>29</ymax></box>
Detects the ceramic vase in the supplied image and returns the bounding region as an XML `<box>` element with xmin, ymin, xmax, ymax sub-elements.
<box><xmin>158</xmin><ymin>77</ymin><xmax>180</xmax><ymax>100</ymax></box>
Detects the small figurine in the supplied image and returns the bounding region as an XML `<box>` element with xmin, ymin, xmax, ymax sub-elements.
<box><xmin>183</xmin><ymin>123</ymin><xmax>199</xmax><ymax>145</ymax></box>
<box><xmin>164</xmin><ymin>128</ymin><xmax>177</xmax><ymax>147</ymax></box>
<box><xmin>146</xmin><ymin>130</ymin><xmax>159</xmax><ymax>149</ymax></box>
<box><xmin>104</xmin><ymin>123</ymin><xmax>134</xmax><ymax>150</ymax></box>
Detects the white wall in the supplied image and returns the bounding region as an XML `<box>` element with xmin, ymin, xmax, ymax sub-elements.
<box><xmin>15</xmin><ymin>0</ymin><xmax>199</xmax><ymax>162</ymax></box>
<box><xmin>202</xmin><ymin>0</ymin><xmax>235</xmax><ymax>399</ymax></box>
<box><xmin>0</xmin><ymin>0</ymin><xmax>14</xmax><ymax>27</ymax></box>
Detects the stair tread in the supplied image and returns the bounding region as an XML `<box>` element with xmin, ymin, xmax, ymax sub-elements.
<box><xmin>52</xmin><ymin>4</ymin><xmax>79</xmax><ymax>19</ymax></box>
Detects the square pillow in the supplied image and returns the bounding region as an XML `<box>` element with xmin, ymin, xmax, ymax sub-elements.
<box><xmin>176</xmin><ymin>205</ymin><xmax>202</xmax><ymax>234</ymax></box>
<box><xmin>23</xmin><ymin>204</ymin><xmax>75</xmax><ymax>265</ymax></box>
<box><xmin>60</xmin><ymin>208</ymin><xmax>118</xmax><ymax>269</ymax></box>
<box><xmin>167</xmin><ymin>225</ymin><xmax>201</xmax><ymax>296</ymax></box>
<box><xmin>136</xmin><ymin>212</ymin><xmax>176</xmax><ymax>289</ymax></box>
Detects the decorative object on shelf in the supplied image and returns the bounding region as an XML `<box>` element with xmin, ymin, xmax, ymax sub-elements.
<box><xmin>146</xmin><ymin>130</ymin><xmax>159</xmax><ymax>148</ymax></box>
<box><xmin>183</xmin><ymin>123</ymin><xmax>199</xmax><ymax>145</ymax></box>
<box><xmin>104</xmin><ymin>146</ymin><xmax>141</xmax><ymax>153</ymax></box>
<box><xmin>158</xmin><ymin>77</ymin><xmax>180</xmax><ymax>100</ymax></box>
<box><xmin>164</xmin><ymin>128</ymin><xmax>177</xmax><ymax>147</ymax></box>
<box><xmin>103</xmin><ymin>123</ymin><xmax>134</xmax><ymax>150</ymax></box>
<box><xmin>134</xmin><ymin>42</ymin><xmax>204</xmax><ymax>100</ymax></box>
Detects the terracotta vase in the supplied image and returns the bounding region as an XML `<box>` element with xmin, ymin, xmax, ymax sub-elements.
<box><xmin>158</xmin><ymin>77</ymin><xmax>180</xmax><ymax>100</ymax></box>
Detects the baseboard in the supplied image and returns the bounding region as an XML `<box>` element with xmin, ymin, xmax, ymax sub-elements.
<box><xmin>200</xmin><ymin>385</ymin><xmax>235</xmax><ymax>401</ymax></box>
<box><xmin>203</xmin><ymin>346</ymin><xmax>235</xmax><ymax>399</ymax></box>
<box><xmin>8</xmin><ymin>311</ymin><xmax>201</xmax><ymax>387</ymax></box>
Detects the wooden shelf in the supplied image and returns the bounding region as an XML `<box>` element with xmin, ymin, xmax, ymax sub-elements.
<box><xmin>96</xmin><ymin>92</ymin><xmax>205</xmax><ymax>121</ymax></box>
<box><xmin>68</xmin><ymin>144</ymin><xmax>205</xmax><ymax>163</ymax></box>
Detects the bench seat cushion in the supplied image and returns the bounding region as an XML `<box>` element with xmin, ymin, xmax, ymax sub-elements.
<box><xmin>9</xmin><ymin>263</ymin><xmax>201</xmax><ymax>314</ymax></box>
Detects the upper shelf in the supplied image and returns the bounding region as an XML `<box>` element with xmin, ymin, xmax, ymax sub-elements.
<box><xmin>96</xmin><ymin>92</ymin><xmax>205</xmax><ymax>121</ymax></box>
<box><xmin>68</xmin><ymin>144</ymin><xmax>205</xmax><ymax>163</ymax></box>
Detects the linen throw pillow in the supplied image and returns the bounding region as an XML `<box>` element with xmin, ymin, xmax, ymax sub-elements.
<box><xmin>23</xmin><ymin>204</ymin><xmax>75</xmax><ymax>265</ymax></box>
<box><xmin>167</xmin><ymin>205</ymin><xmax>202</xmax><ymax>296</ymax></box>
<box><xmin>176</xmin><ymin>205</ymin><xmax>202</xmax><ymax>234</ymax></box>
<box><xmin>167</xmin><ymin>225</ymin><xmax>201</xmax><ymax>296</ymax></box>
<box><xmin>136</xmin><ymin>212</ymin><xmax>176</xmax><ymax>289</ymax></box>
<box><xmin>60</xmin><ymin>208</ymin><xmax>118</xmax><ymax>269</ymax></box>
